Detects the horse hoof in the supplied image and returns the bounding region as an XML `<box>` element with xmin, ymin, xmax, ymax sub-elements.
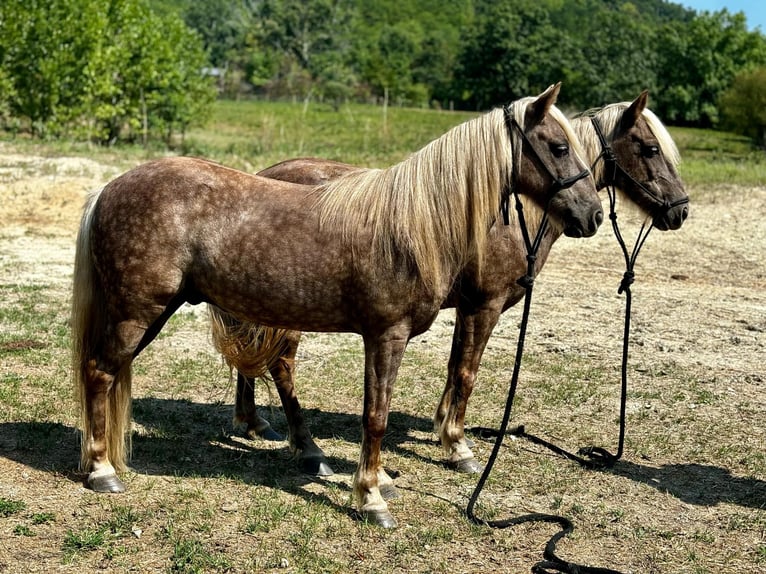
<box><xmin>88</xmin><ymin>473</ymin><xmax>126</xmax><ymax>493</ymax></box>
<box><xmin>447</xmin><ymin>457</ymin><xmax>483</xmax><ymax>474</ymax></box>
<box><xmin>245</xmin><ymin>424</ymin><xmax>284</xmax><ymax>442</ymax></box>
<box><xmin>379</xmin><ymin>484</ymin><xmax>401</xmax><ymax>501</ymax></box>
<box><xmin>360</xmin><ymin>509</ymin><xmax>398</xmax><ymax>529</ymax></box>
<box><xmin>257</xmin><ymin>427</ymin><xmax>284</xmax><ymax>442</ymax></box>
<box><xmin>300</xmin><ymin>457</ymin><xmax>334</xmax><ymax>477</ymax></box>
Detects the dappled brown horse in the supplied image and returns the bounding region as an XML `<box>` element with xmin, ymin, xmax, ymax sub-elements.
<box><xmin>72</xmin><ymin>84</ymin><xmax>601</xmax><ymax>528</ymax></box>
<box><xmin>216</xmin><ymin>91</ymin><xmax>688</xmax><ymax>478</ymax></box>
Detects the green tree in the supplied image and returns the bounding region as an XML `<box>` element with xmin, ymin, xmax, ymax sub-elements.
<box><xmin>0</xmin><ymin>0</ymin><xmax>215</xmax><ymax>144</ymax></box>
<box><xmin>719</xmin><ymin>67</ymin><xmax>766</xmax><ymax>147</ymax></box>
<box><xmin>0</xmin><ymin>0</ymin><xmax>107</xmax><ymax>137</ymax></box>
<box><xmin>455</xmin><ymin>0</ymin><xmax>577</xmax><ymax>109</ymax></box>
<box><xmin>654</xmin><ymin>10</ymin><xmax>766</xmax><ymax>127</ymax></box>
<box><xmin>562</xmin><ymin>2</ymin><xmax>658</xmax><ymax>109</ymax></box>
<box><xmin>182</xmin><ymin>0</ymin><xmax>261</xmax><ymax>96</ymax></box>
<box><xmin>357</xmin><ymin>21</ymin><xmax>427</xmax><ymax>105</ymax></box>
<box><xmin>257</xmin><ymin>0</ymin><xmax>356</xmax><ymax>102</ymax></box>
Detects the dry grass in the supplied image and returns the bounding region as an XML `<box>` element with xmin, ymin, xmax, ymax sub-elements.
<box><xmin>0</xmin><ymin>135</ymin><xmax>764</xmax><ymax>574</ymax></box>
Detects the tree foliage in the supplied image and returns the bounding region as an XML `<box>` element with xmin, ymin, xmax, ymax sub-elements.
<box><xmin>654</xmin><ymin>10</ymin><xmax>766</xmax><ymax>128</ymax></box>
<box><xmin>0</xmin><ymin>0</ymin><xmax>215</xmax><ymax>144</ymax></box>
<box><xmin>2</xmin><ymin>0</ymin><xmax>766</xmax><ymax>143</ymax></box>
<box><xmin>719</xmin><ymin>67</ymin><xmax>766</xmax><ymax>147</ymax></box>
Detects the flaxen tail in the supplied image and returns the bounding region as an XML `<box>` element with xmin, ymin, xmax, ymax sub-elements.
<box><xmin>71</xmin><ymin>190</ymin><xmax>132</xmax><ymax>473</ymax></box>
<box><xmin>208</xmin><ymin>306</ymin><xmax>289</xmax><ymax>379</ymax></box>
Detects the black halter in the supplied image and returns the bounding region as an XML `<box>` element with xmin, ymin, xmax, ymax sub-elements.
<box><xmin>590</xmin><ymin>116</ymin><xmax>689</xmax><ymax>216</ymax></box>
<box><xmin>500</xmin><ymin>105</ymin><xmax>591</xmax><ymax>228</ymax></box>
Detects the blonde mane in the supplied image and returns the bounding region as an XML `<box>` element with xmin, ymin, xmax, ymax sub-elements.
<box><xmin>572</xmin><ymin>103</ymin><xmax>681</xmax><ymax>187</ymax></box>
<box><xmin>313</xmin><ymin>98</ymin><xmax>585</xmax><ymax>293</ymax></box>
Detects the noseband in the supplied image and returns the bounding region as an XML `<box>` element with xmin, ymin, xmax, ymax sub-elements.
<box><xmin>590</xmin><ymin>116</ymin><xmax>689</xmax><ymax>216</ymax></box>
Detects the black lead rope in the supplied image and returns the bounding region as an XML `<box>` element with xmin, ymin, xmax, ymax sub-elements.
<box><xmin>465</xmin><ymin>187</ymin><xmax>624</xmax><ymax>574</ymax></box>
<box><xmin>509</xmin><ymin>183</ymin><xmax>652</xmax><ymax>470</ymax></box>
<box><xmin>464</xmin><ymin>111</ymin><xmax>670</xmax><ymax>573</ymax></box>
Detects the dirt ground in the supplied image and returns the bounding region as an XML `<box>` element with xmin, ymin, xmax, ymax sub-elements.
<box><xmin>0</xmin><ymin>146</ymin><xmax>764</xmax><ymax>573</ymax></box>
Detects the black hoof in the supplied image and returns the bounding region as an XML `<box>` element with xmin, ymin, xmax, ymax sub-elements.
<box><xmin>359</xmin><ymin>509</ymin><xmax>397</xmax><ymax>528</ymax></box>
<box><xmin>245</xmin><ymin>424</ymin><xmax>284</xmax><ymax>442</ymax></box>
<box><xmin>447</xmin><ymin>457</ymin><xmax>483</xmax><ymax>474</ymax></box>
<box><xmin>258</xmin><ymin>426</ymin><xmax>284</xmax><ymax>442</ymax></box>
<box><xmin>88</xmin><ymin>474</ymin><xmax>126</xmax><ymax>493</ymax></box>
<box><xmin>300</xmin><ymin>456</ymin><xmax>334</xmax><ymax>477</ymax></box>
<box><xmin>379</xmin><ymin>484</ymin><xmax>401</xmax><ymax>501</ymax></box>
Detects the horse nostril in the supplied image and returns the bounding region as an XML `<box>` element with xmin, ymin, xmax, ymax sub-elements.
<box><xmin>593</xmin><ymin>209</ymin><xmax>604</xmax><ymax>229</ymax></box>
<box><xmin>681</xmin><ymin>206</ymin><xmax>689</xmax><ymax>221</ymax></box>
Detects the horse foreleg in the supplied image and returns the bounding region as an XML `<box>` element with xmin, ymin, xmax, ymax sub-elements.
<box><xmin>434</xmin><ymin>305</ymin><xmax>502</xmax><ymax>474</ymax></box>
<box><xmin>355</xmin><ymin>331</ymin><xmax>408</xmax><ymax>528</ymax></box>
<box><xmin>269</xmin><ymin>333</ymin><xmax>333</xmax><ymax>476</ymax></box>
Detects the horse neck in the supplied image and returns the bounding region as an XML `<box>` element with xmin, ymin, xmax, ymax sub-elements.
<box><xmin>318</xmin><ymin>110</ymin><xmax>507</xmax><ymax>295</ymax></box>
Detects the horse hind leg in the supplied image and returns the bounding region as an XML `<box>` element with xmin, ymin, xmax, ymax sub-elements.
<box><xmin>234</xmin><ymin>372</ymin><xmax>283</xmax><ymax>441</ymax></box>
<box><xmin>79</xmin><ymin>319</ymin><xmax>149</xmax><ymax>493</ymax></box>
<box><xmin>269</xmin><ymin>332</ymin><xmax>333</xmax><ymax>477</ymax></box>
<box><xmin>226</xmin><ymin>323</ymin><xmax>332</xmax><ymax>475</ymax></box>
<box><xmin>81</xmin><ymin>361</ymin><xmax>129</xmax><ymax>492</ymax></box>
<box><xmin>80</xmin><ymin>299</ymin><xmax>185</xmax><ymax>493</ymax></box>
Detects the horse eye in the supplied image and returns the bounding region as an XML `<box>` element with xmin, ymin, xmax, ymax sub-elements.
<box><xmin>550</xmin><ymin>143</ymin><xmax>569</xmax><ymax>157</ymax></box>
<box><xmin>642</xmin><ymin>144</ymin><xmax>660</xmax><ymax>158</ymax></box>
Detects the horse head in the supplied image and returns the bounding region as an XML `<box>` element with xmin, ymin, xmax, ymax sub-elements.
<box><xmin>600</xmin><ymin>91</ymin><xmax>689</xmax><ymax>231</ymax></box>
<box><xmin>510</xmin><ymin>83</ymin><xmax>603</xmax><ymax>238</ymax></box>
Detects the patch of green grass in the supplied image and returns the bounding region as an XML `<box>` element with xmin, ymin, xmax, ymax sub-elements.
<box><xmin>13</xmin><ymin>524</ymin><xmax>35</xmax><ymax>536</ymax></box>
<box><xmin>0</xmin><ymin>373</ymin><xmax>22</xmax><ymax>408</ymax></box>
<box><xmin>104</xmin><ymin>505</ymin><xmax>143</xmax><ymax>538</ymax></box>
<box><xmin>63</xmin><ymin>527</ymin><xmax>108</xmax><ymax>553</ymax></box>
<box><xmin>670</xmin><ymin>126</ymin><xmax>766</xmax><ymax>187</ymax></box>
<box><xmin>183</xmin><ymin>100</ymin><xmax>478</xmax><ymax>171</ymax></box>
<box><xmin>0</xmin><ymin>497</ymin><xmax>26</xmax><ymax>517</ymax></box>
<box><xmin>31</xmin><ymin>512</ymin><xmax>56</xmax><ymax>525</ymax></box>
<box><xmin>169</xmin><ymin>537</ymin><xmax>232</xmax><ymax>574</ymax></box>
<box><xmin>242</xmin><ymin>489</ymin><xmax>299</xmax><ymax>534</ymax></box>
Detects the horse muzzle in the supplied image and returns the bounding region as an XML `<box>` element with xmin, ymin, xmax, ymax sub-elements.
<box><xmin>652</xmin><ymin>202</ymin><xmax>689</xmax><ymax>231</ymax></box>
<box><xmin>563</xmin><ymin>207</ymin><xmax>603</xmax><ymax>238</ymax></box>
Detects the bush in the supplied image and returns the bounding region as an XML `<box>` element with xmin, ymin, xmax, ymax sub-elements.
<box><xmin>719</xmin><ymin>67</ymin><xmax>766</xmax><ymax>148</ymax></box>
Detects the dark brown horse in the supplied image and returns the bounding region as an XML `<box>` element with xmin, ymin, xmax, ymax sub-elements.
<box><xmin>72</xmin><ymin>84</ymin><xmax>601</xmax><ymax>528</ymax></box>
<box><xmin>214</xmin><ymin>91</ymin><xmax>688</xmax><ymax>478</ymax></box>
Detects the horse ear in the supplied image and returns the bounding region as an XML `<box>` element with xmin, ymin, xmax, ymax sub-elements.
<box><xmin>619</xmin><ymin>90</ymin><xmax>649</xmax><ymax>131</ymax></box>
<box><xmin>528</xmin><ymin>82</ymin><xmax>561</xmax><ymax>125</ymax></box>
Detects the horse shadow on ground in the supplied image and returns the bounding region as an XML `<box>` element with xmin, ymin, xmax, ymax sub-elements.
<box><xmin>603</xmin><ymin>458</ymin><xmax>766</xmax><ymax>510</ymax></box>
<box><xmin>0</xmin><ymin>397</ymin><xmax>440</xmax><ymax>518</ymax></box>
<box><xmin>462</xmin><ymin>428</ymin><xmax>766</xmax><ymax>512</ymax></box>
<box><xmin>2</xmin><ymin>401</ymin><xmax>764</xmax><ymax>517</ymax></box>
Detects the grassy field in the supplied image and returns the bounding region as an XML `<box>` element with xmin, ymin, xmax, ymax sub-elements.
<box><xmin>5</xmin><ymin>98</ymin><xmax>766</xmax><ymax>185</ymax></box>
<box><xmin>0</xmin><ymin>99</ymin><xmax>764</xmax><ymax>573</ymax></box>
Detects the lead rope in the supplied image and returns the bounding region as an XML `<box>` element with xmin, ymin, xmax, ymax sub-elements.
<box><xmin>465</xmin><ymin>187</ymin><xmax>625</xmax><ymax>574</ymax></box>
<box><xmin>464</xmin><ymin>115</ymin><xmax>661</xmax><ymax>574</ymax></box>
<box><xmin>474</xmin><ymin>185</ymin><xmax>648</xmax><ymax>469</ymax></box>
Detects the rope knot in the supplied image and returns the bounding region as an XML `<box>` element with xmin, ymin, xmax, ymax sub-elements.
<box><xmin>618</xmin><ymin>270</ymin><xmax>635</xmax><ymax>294</ymax></box>
<box><xmin>517</xmin><ymin>274</ymin><xmax>535</xmax><ymax>289</ymax></box>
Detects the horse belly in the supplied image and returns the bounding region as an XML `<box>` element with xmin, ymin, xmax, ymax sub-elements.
<box><xmin>215</xmin><ymin>273</ymin><xmax>354</xmax><ymax>332</ymax></box>
<box><xmin>193</xmin><ymin>227</ymin><xmax>359</xmax><ymax>331</ymax></box>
